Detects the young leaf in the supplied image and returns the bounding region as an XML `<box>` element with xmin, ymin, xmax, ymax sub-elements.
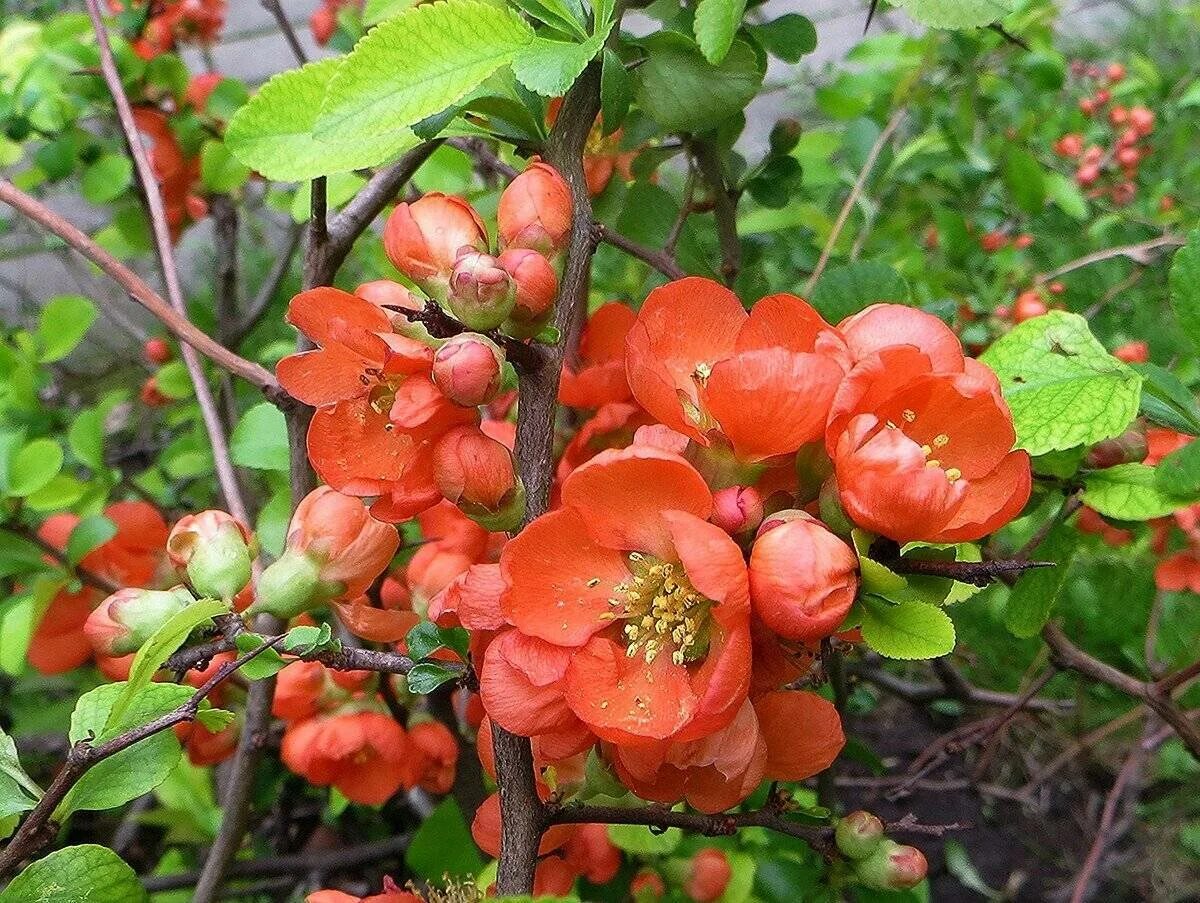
<box><xmin>1083</xmin><ymin>463</ymin><xmax>1185</xmax><ymax>520</ymax></box>
<box><xmin>1003</xmin><ymin>520</ymin><xmax>1077</xmax><ymax>638</ymax></box>
<box><xmin>405</xmin><ymin>798</ymin><xmax>483</xmax><ymax>879</ymax></box>
<box><xmin>607</xmin><ymin>821</ymin><xmax>683</xmax><ymax>854</ymax></box>
<box><xmin>1154</xmin><ymin>439</ymin><xmax>1200</xmax><ymax>503</ymax></box>
<box><xmin>0</xmin><ymin>726</ymin><xmax>41</xmax><ymax>821</ymax></box>
<box><xmin>694</xmin><ymin>0</ymin><xmax>747</xmax><ymax>65</ymax></box>
<box><xmin>226</xmin><ymin>58</ymin><xmax>420</xmax><ymax>181</ymax></box>
<box><xmin>1134</xmin><ymin>363</ymin><xmax>1200</xmax><ymax>435</ymax></box>
<box><xmin>512</xmin><ymin>25</ymin><xmax>610</xmax><ymax>97</ymax></box>
<box><xmin>65</xmin><ymin>515</ymin><xmax>116</xmax><ymax>567</ymax></box>
<box><xmin>859</xmin><ymin>596</ymin><xmax>955</xmax><ymax>659</ymax></box>
<box><xmin>748</xmin><ymin>13</ymin><xmax>816</xmax><ymax>64</ymax></box>
<box><xmin>406</xmin><ymin>662</ymin><xmax>459</xmax><ymax>694</ymax></box>
<box><xmin>230</xmin><ymin>402</ymin><xmax>290</xmax><ymax>471</ymax></box>
<box><xmin>235</xmin><ymin>632</ymin><xmax>288</xmax><ymax>680</ymax></box>
<box><xmin>1169</xmin><ymin>230</ymin><xmax>1200</xmax><ymax>354</ymax></box>
<box><xmin>7</xmin><ymin>438</ymin><xmax>64</xmax><ymax>497</ymax></box>
<box><xmin>315</xmin><ymin>1</ymin><xmax>534</xmax><ymax>153</ymax></box>
<box><xmin>37</xmin><ymin>295</ymin><xmax>96</xmax><ymax>363</ymax></box>
<box><xmin>0</xmin><ymin>844</ymin><xmax>148</xmax><ymax>903</ymax></box>
<box><xmin>980</xmin><ymin>312</ymin><xmax>1142</xmax><ymax>456</ymax></box>
<box><xmin>633</xmin><ymin>33</ymin><xmax>764</xmax><ymax>133</ymax></box>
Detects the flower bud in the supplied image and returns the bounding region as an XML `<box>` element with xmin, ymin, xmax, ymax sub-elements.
<box><xmin>710</xmin><ymin>485</ymin><xmax>764</xmax><ymax>536</ymax></box>
<box><xmin>167</xmin><ymin>510</ymin><xmax>255</xmax><ymax>600</ymax></box>
<box><xmin>854</xmin><ymin>839</ymin><xmax>928</xmax><ymax>891</ymax></box>
<box><xmin>1113</xmin><ymin>340</ymin><xmax>1148</xmax><ymax>363</ymax></box>
<box><xmin>84</xmin><ymin>586</ymin><xmax>195</xmax><ymax>656</ymax></box>
<box><xmin>383</xmin><ymin>193</ymin><xmax>487</xmax><ymax>297</ymax></box>
<box><xmin>1085</xmin><ymin>423</ymin><xmax>1148</xmax><ymax>469</ymax></box>
<box><xmin>497</xmin><ymin>161</ymin><xmax>572</xmax><ymax>255</ymax></box>
<box><xmin>140</xmin><ymin>376</ymin><xmax>168</xmax><ymax>407</ymax></box>
<box><xmin>769</xmin><ymin>118</ymin><xmax>802</xmax><ymax>156</ymax></box>
<box><xmin>630</xmin><ymin>869</ymin><xmax>666</xmax><ymax>902</ymax></box>
<box><xmin>835</xmin><ymin>811</ymin><xmax>885</xmax><ymax>860</ymax></box>
<box><xmin>447</xmin><ymin>250</ymin><xmax>516</xmax><ymax>331</ymax></box>
<box><xmin>144</xmin><ymin>337</ymin><xmax>172</xmax><ymax>364</ymax></box>
<box><xmin>432</xmin><ymin>333</ymin><xmax>505</xmax><ymax>408</ymax></box>
<box><xmin>750</xmin><ymin>510</ymin><xmax>859</xmax><ymax>642</ymax></box>
<box><xmin>433</xmin><ymin>426</ymin><xmax>525</xmax><ymax>531</ymax></box>
<box><xmin>248</xmin><ymin>550</ymin><xmax>325</xmax><ymax>621</ymax></box>
<box><xmin>684</xmin><ymin>848</ymin><xmax>732</xmax><ymax>903</ymax></box>
<box><xmin>497</xmin><ymin>247</ymin><xmax>557</xmax><ymax>337</ymax></box>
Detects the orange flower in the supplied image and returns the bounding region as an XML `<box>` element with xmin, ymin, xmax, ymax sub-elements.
<box><xmin>626</xmin><ymin>278</ymin><xmax>849</xmax><ymax>461</ymax></box>
<box><xmin>281</xmin><ymin>711</ymin><xmax>411</xmax><ymax>805</ymax></box>
<box><xmin>383</xmin><ymin>193</ymin><xmax>487</xmax><ymax>293</ymax></box>
<box><xmin>490</xmin><ymin>446</ymin><xmax>751</xmax><ymax>746</ymax></box>
<box><xmin>562</xmin><ymin>823</ymin><xmax>621</xmax><ymax>885</ymax></box>
<box><xmin>559</xmin><ymin>302</ymin><xmax>637</xmax><ymax>408</ymax></box>
<box><xmin>27</xmin><ymin>586</ymin><xmax>98</xmax><ymax>676</ymax></box>
<box><xmin>407</xmin><ymin>719</ymin><xmax>458</xmax><ymax>795</ymax></box>
<box><xmin>276</xmin><ymin>287</ymin><xmax>474</xmax><ymax>521</ymax></box>
<box><xmin>556</xmin><ymin>402</ymin><xmax>654</xmax><ymax>484</ymax></box>
<box><xmin>1156</xmin><ymin>552</ymin><xmax>1200</xmax><ymax>593</ymax></box>
<box><xmin>497</xmin><ymin>161</ymin><xmax>573</xmax><ymax>255</ymax></box>
<box><xmin>286</xmin><ymin>487</ymin><xmax>400</xmax><ymax>599</ymax></box>
<box><xmin>826</xmin><ymin>306</ymin><xmax>1031</xmax><ymax>543</ymax></box>
<box><xmin>307</xmin><ymin>877</ymin><xmax>420</xmax><ymax>903</ymax></box>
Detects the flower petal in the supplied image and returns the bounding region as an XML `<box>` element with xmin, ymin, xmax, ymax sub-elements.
<box><xmin>838</xmin><ymin>303</ymin><xmax>964</xmax><ymax>371</ymax></box>
<box><xmin>755</xmin><ymin>690</ymin><xmax>845</xmax><ymax>781</ymax></box>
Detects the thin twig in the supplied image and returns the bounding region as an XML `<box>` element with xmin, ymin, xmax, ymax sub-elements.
<box><xmin>1035</xmin><ymin>234</ymin><xmax>1184</xmax><ymax>285</ymax></box>
<box><xmin>260</xmin><ymin>0</ymin><xmax>308</xmax><ymax>64</ymax></box>
<box><xmin>593</xmin><ymin>222</ymin><xmax>685</xmax><ymax>279</ymax></box>
<box><xmin>802</xmin><ymin>108</ymin><xmax>907</xmax><ymax>296</ymax></box>
<box><xmin>690</xmin><ymin>139</ymin><xmax>740</xmax><ymax>286</ymax></box>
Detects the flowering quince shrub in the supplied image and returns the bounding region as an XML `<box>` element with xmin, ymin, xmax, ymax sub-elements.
<box><xmin>0</xmin><ymin>2</ymin><xmax>1200</xmax><ymax>903</ymax></box>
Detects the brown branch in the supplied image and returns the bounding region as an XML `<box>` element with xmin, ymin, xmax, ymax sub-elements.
<box><xmin>1155</xmin><ymin>657</ymin><xmax>1200</xmax><ymax>695</ymax></box>
<box><xmin>1035</xmin><ymin>234</ymin><xmax>1184</xmax><ymax>285</ymax></box>
<box><xmin>852</xmin><ymin>659</ymin><xmax>1071</xmax><ymax>713</ymax></box>
<box><xmin>83</xmin><ymin>0</ymin><xmax>255</xmax><ymax>528</ymax></box>
<box><xmin>391</xmin><ymin>303</ymin><xmax>546</xmax><ymax>374</ymax></box>
<box><xmin>448</xmin><ymin>137</ymin><xmax>519</xmax><ymax>180</ymax></box>
<box><xmin>882</xmin><ymin>554</ymin><xmax>1054</xmax><ymax>587</ymax></box>
<box><xmin>690</xmin><ymin>139</ymin><xmax>740</xmax><ymax>286</ymax></box>
<box><xmin>0</xmin><ymin>636</ymin><xmax>285</xmax><ymax>879</ymax></box>
<box><xmin>593</xmin><ymin>222</ymin><xmax>686</xmax><ymax>280</ymax></box>
<box><xmin>802</xmin><ymin>108</ymin><xmax>907</xmax><ymax>296</ymax></box>
<box><xmin>0</xmin><ymin>180</ymin><xmax>280</xmax><ymax>399</ymax></box>
<box><xmin>260</xmin><ymin>0</ymin><xmax>308</xmax><ymax>65</ymax></box>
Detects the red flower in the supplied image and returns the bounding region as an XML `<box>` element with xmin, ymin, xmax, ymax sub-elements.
<box><xmin>307</xmin><ymin>877</ymin><xmax>421</xmax><ymax>903</ymax></box>
<box><xmin>407</xmin><ymin>720</ymin><xmax>458</xmax><ymax>794</ymax></box>
<box><xmin>826</xmin><ymin>306</ymin><xmax>1031</xmax><ymax>543</ymax></box>
<box><xmin>1156</xmin><ymin>552</ymin><xmax>1200</xmax><ymax>593</ymax></box>
<box><xmin>626</xmin><ymin>278</ymin><xmax>849</xmax><ymax>461</ymax></box>
<box><xmin>488</xmin><ymin>446</ymin><xmax>751</xmax><ymax>746</ymax></box>
<box><xmin>498</xmin><ymin>162</ymin><xmax>573</xmax><ymax>255</ymax></box>
<box><xmin>286</xmin><ymin>486</ymin><xmax>400</xmax><ymax>599</ymax></box>
<box><xmin>560</xmin><ymin>302</ymin><xmax>637</xmax><ymax>408</ymax></box>
<box><xmin>685</xmin><ymin>848</ymin><xmax>732</xmax><ymax>903</ymax></box>
<box><xmin>562</xmin><ymin>823</ymin><xmax>621</xmax><ymax>885</ymax></box>
<box><xmin>281</xmin><ymin>711</ymin><xmax>411</xmax><ymax>805</ymax></box>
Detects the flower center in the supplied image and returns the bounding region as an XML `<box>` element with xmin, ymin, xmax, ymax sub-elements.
<box><xmin>886</xmin><ymin>410</ymin><xmax>961</xmax><ymax>482</ymax></box>
<box><xmin>606</xmin><ymin>553</ymin><xmax>712</xmax><ymax>665</ymax></box>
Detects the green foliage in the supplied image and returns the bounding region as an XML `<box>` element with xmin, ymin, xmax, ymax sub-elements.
<box><xmin>0</xmin><ymin>726</ymin><xmax>41</xmax><ymax>825</ymax></box>
<box><xmin>230</xmin><ymin>402</ymin><xmax>290</xmax><ymax>471</ymax></box>
<box><xmin>890</xmin><ymin>0</ymin><xmax>1019</xmax><ymax>29</ymax></box>
<box><xmin>64</xmin><ymin>514</ymin><xmax>115</xmax><ymax>566</ymax></box>
<box><xmin>608</xmin><ymin>821</ymin><xmax>683</xmax><ymax>854</ymax></box>
<box><xmin>633</xmin><ymin>33</ymin><xmax>764</xmax><ymax>133</ymax></box>
<box><xmin>405</xmin><ymin>798</ymin><xmax>483</xmax><ymax>879</ymax></box>
<box><xmin>749</xmin><ymin>14</ymin><xmax>816</xmax><ymax>64</ymax></box>
<box><xmin>1003</xmin><ymin>519</ymin><xmax>1078</xmax><ymax>638</ymax></box>
<box><xmin>1155</xmin><ymin>439</ymin><xmax>1200</xmax><ymax>502</ymax></box>
<box><xmin>1082</xmin><ymin>463</ymin><xmax>1185</xmax><ymax>520</ymax></box>
<box><xmin>980</xmin><ymin>312</ymin><xmax>1142</xmax><ymax>456</ymax></box>
<box><xmin>0</xmin><ymin>845</ymin><xmax>148</xmax><ymax>903</ymax></box>
<box><xmin>693</xmin><ymin>0</ymin><xmax>747</xmax><ymax>65</ymax></box>
<box><xmin>1169</xmin><ymin>231</ymin><xmax>1200</xmax><ymax>352</ymax></box>
<box><xmin>859</xmin><ymin>596</ymin><xmax>956</xmax><ymax>660</ymax></box>
<box><xmin>810</xmin><ymin>261</ymin><xmax>908</xmax><ymax>323</ymax></box>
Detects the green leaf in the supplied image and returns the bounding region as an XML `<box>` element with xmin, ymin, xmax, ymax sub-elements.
<box><xmin>1169</xmin><ymin>231</ymin><xmax>1200</xmax><ymax>353</ymax></box>
<box><xmin>230</xmin><ymin>402</ymin><xmax>290</xmax><ymax>471</ymax></box>
<box><xmin>694</xmin><ymin>0</ymin><xmax>747</xmax><ymax>65</ymax></box>
<box><xmin>199</xmin><ymin>139</ymin><xmax>249</xmax><ymax>193</ymax></box>
<box><xmin>234</xmin><ymin>632</ymin><xmax>288</xmax><ymax>680</ymax></box>
<box><xmin>363</xmin><ymin>0</ymin><xmax>415</xmax><ymax>25</ymax></box>
<box><xmin>510</xmin><ymin>0</ymin><xmax>589</xmax><ymax>38</ymax></box>
<box><xmin>7</xmin><ymin>438</ymin><xmax>63</xmax><ymax>497</ymax></box>
<box><xmin>405</xmin><ymin>621</ymin><xmax>470</xmax><ymax>662</ymax></box>
<box><xmin>512</xmin><ymin>27</ymin><xmax>609</xmax><ymax>97</ymax></box>
<box><xmin>1083</xmin><ymin>463</ymin><xmax>1185</xmax><ymax>520</ymax></box>
<box><xmin>720</xmin><ymin>851</ymin><xmax>756</xmax><ymax>903</ymax></box>
<box><xmin>608</xmin><ymin>820</ymin><xmax>683</xmax><ymax>854</ymax></box>
<box><xmin>65</xmin><ymin>515</ymin><xmax>116</xmax><ymax>567</ymax></box>
<box><xmin>37</xmin><ymin>295</ymin><xmax>96</xmax><ymax>362</ymax></box>
<box><xmin>859</xmin><ymin>597</ymin><xmax>955</xmax><ymax>660</ymax></box>
<box><xmin>890</xmin><ymin>0</ymin><xmax>1019</xmax><ymax>29</ymax></box>
<box><xmin>979</xmin><ymin>311</ymin><xmax>1142</xmax><ymax>456</ymax></box>
<box><xmin>0</xmin><ymin>844</ymin><xmax>148</xmax><ymax>903</ymax></box>
<box><xmin>1003</xmin><ymin>148</ymin><xmax>1045</xmax><ymax>215</ymax></box>
<box><xmin>405</xmin><ymin>798</ymin><xmax>483</xmax><ymax>879</ymax></box>
<box><xmin>314</xmin><ymin>1</ymin><xmax>534</xmax><ymax>155</ymax></box>
<box><xmin>1155</xmin><ymin>439</ymin><xmax>1200</xmax><ymax>503</ymax></box>
<box><xmin>62</xmin><ymin>683</ymin><xmax>189</xmax><ymax>815</ymax></box>
<box><xmin>154</xmin><ymin>360</ymin><xmax>194</xmax><ymax>399</ymax></box>
<box><xmin>1046</xmin><ymin>171</ymin><xmax>1088</xmax><ymax>220</ymax></box>
<box><xmin>0</xmin><ymin>725</ymin><xmax>41</xmax><ymax>821</ymax></box>
<box><xmin>1003</xmin><ymin>520</ymin><xmax>1077</xmax><ymax>638</ymax></box>
<box><xmin>599</xmin><ymin>48</ymin><xmax>630</xmax><ymax>135</ymax></box>
<box><xmin>68</xmin><ymin>408</ymin><xmax>106</xmax><ymax>471</ymax></box>
<box><xmin>749</xmin><ymin>13</ymin><xmax>816</xmax><ymax>64</ymax></box>
<box><xmin>633</xmin><ymin>33</ymin><xmax>764</xmax><ymax>133</ymax></box>
<box><xmin>226</xmin><ymin>58</ymin><xmax>420</xmax><ymax>182</ymax></box>
<box><xmin>406</xmin><ymin>662</ymin><xmax>459</xmax><ymax>694</ymax></box>
<box><xmin>81</xmin><ymin>154</ymin><xmax>133</xmax><ymax>205</ymax></box>
<box><xmin>107</xmin><ymin>599</ymin><xmax>229</xmax><ymax>731</ymax></box>
<box><xmin>811</xmin><ymin>262</ymin><xmax>908</xmax><ymax>323</ymax></box>
<box><xmin>1134</xmin><ymin>363</ymin><xmax>1200</xmax><ymax>434</ymax></box>
<box><xmin>282</xmin><ymin>622</ymin><xmax>335</xmax><ymax>656</ymax></box>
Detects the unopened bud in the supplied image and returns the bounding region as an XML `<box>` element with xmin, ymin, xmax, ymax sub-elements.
<box><xmin>497</xmin><ymin>161</ymin><xmax>572</xmax><ymax>255</ymax></box>
<box><xmin>383</xmin><ymin>193</ymin><xmax>487</xmax><ymax>298</ymax></box>
<box><xmin>835</xmin><ymin>811</ymin><xmax>885</xmax><ymax>860</ymax></box>
<box><xmin>497</xmin><ymin>247</ymin><xmax>557</xmax><ymax>337</ymax></box>
<box><xmin>710</xmin><ymin>485</ymin><xmax>764</xmax><ymax>536</ymax></box>
<box><xmin>769</xmin><ymin>118</ymin><xmax>802</xmax><ymax>155</ymax></box>
<box><xmin>247</xmin><ymin>549</ymin><xmax>325</xmax><ymax>621</ymax></box>
<box><xmin>447</xmin><ymin>250</ymin><xmax>516</xmax><ymax>331</ymax></box>
<box><xmin>432</xmin><ymin>333</ymin><xmax>505</xmax><ymax>408</ymax></box>
<box><xmin>683</xmin><ymin>848</ymin><xmax>732</xmax><ymax>903</ymax></box>
<box><xmin>630</xmin><ymin>869</ymin><xmax>666</xmax><ymax>902</ymax></box>
<box><xmin>1085</xmin><ymin>422</ymin><xmax>1148</xmax><ymax>469</ymax></box>
<box><xmin>168</xmin><ymin>511</ymin><xmax>255</xmax><ymax>600</ymax></box>
<box><xmin>85</xmin><ymin>586</ymin><xmax>195</xmax><ymax>655</ymax></box>
<box><xmin>854</xmin><ymin>839</ymin><xmax>928</xmax><ymax>891</ymax></box>
<box><xmin>433</xmin><ymin>426</ymin><xmax>525</xmax><ymax>531</ymax></box>
<box><xmin>1113</xmin><ymin>340</ymin><xmax>1148</xmax><ymax>363</ymax></box>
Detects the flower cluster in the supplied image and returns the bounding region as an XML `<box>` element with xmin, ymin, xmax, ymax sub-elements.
<box><xmin>108</xmin><ymin>0</ymin><xmax>225</xmax><ymax>60</ymax></box>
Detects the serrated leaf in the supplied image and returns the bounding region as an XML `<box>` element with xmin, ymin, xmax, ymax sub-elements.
<box><xmin>634</xmin><ymin>32</ymin><xmax>764</xmax><ymax>133</ymax></box>
<box><xmin>315</xmin><ymin>1</ymin><xmax>534</xmax><ymax>154</ymax></box>
<box><xmin>282</xmin><ymin>622</ymin><xmax>335</xmax><ymax>655</ymax></box>
<box><xmin>512</xmin><ymin>26</ymin><xmax>609</xmax><ymax>97</ymax></box>
<box><xmin>0</xmin><ymin>844</ymin><xmax>148</xmax><ymax>903</ymax></box>
<box><xmin>1003</xmin><ymin>520</ymin><xmax>1076</xmax><ymax>637</ymax></box>
<box><xmin>1169</xmin><ymin>231</ymin><xmax>1200</xmax><ymax>353</ymax></box>
<box><xmin>107</xmin><ymin>598</ymin><xmax>229</xmax><ymax>731</ymax></box>
<box><xmin>230</xmin><ymin>402</ymin><xmax>290</xmax><ymax>471</ymax></box>
<box><xmin>65</xmin><ymin>515</ymin><xmax>116</xmax><ymax>567</ymax></box>
<box><xmin>226</xmin><ymin>58</ymin><xmax>420</xmax><ymax>182</ymax></box>
<box><xmin>891</xmin><ymin>0</ymin><xmax>1019</xmax><ymax>29</ymax></box>
<box><xmin>859</xmin><ymin>597</ymin><xmax>955</xmax><ymax>660</ymax></box>
<box><xmin>980</xmin><ymin>311</ymin><xmax>1142</xmax><ymax>456</ymax></box>
<box><xmin>62</xmin><ymin>683</ymin><xmax>190</xmax><ymax>815</ymax></box>
<box><xmin>811</xmin><ymin>261</ymin><xmax>908</xmax><ymax>323</ymax></box>
<box><xmin>405</xmin><ymin>620</ymin><xmax>469</xmax><ymax>662</ymax></box>
<box><xmin>37</xmin><ymin>295</ymin><xmax>95</xmax><ymax>363</ymax></box>
<box><xmin>406</xmin><ymin>662</ymin><xmax>459</xmax><ymax>694</ymax></box>
<box><xmin>1083</xmin><ymin>463</ymin><xmax>1185</xmax><ymax>520</ymax></box>
<box><xmin>694</xmin><ymin>0</ymin><xmax>747</xmax><ymax>65</ymax></box>
<box><xmin>509</xmin><ymin>0</ymin><xmax>589</xmax><ymax>38</ymax></box>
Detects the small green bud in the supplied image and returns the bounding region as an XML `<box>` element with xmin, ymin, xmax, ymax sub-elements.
<box><xmin>247</xmin><ymin>551</ymin><xmax>325</xmax><ymax>621</ymax></box>
<box><xmin>835</xmin><ymin>810</ymin><xmax>885</xmax><ymax>860</ymax></box>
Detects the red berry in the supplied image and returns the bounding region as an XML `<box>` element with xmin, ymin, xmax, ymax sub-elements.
<box><xmin>1049</xmin><ymin>281</ymin><xmax>1066</xmax><ymax>295</ymax></box>
<box><xmin>1076</xmin><ymin>163</ymin><xmax>1101</xmax><ymax>187</ymax></box>
<box><xmin>1160</xmin><ymin>195</ymin><xmax>1177</xmax><ymax>213</ymax></box>
<box><xmin>1078</xmin><ymin>97</ymin><xmax>1096</xmax><ymax>116</ymax></box>
<box><xmin>1111</xmin><ymin>181</ymin><xmax>1136</xmax><ymax>206</ymax></box>
<box><xmin>1013</xmin><ymin>234</ymin><xmax>1034</xmax><ymax>250</ymax></box>
<box><xmin>1054</xmin><ymin>133</ymin><xmax>1084</xmax><ymax>158</ymax></box>
<box><xmin>979</xmin><ymin>231</ymin><xmax>1007</xmax><ymax>253</ymax></box>
<box><xmin>1116</xmin><ymin>146</ymin><xmax>1140</xmax><ymax>168</ymax></box>
<box><xmin>1014</xmin><ymin>291</ymin><xmax>1048</xmax><ymax>323</ymax></box>
<box><xmin>1108</xmin><ymin>105</ymin><xmax>1128</xmax><ymax>127</ymax></box>
<box><xmin>140</xmin><ymin>376</ymin><xmax>168</xmax><ymax>407</ymax></box>
<box><xmin>144</xmin><ymin>337</ymin><xmax>172</xmax><ymax>364</ymax></box>
<box><xmin>1095</xmin><ymin>88</ymin><xmax>1111</xmax><ymax>105</ymax></box>
<box><xmin>1083</xmin><ymin>145</ymin><xmax>1104</xmax><ymax>164</ymax></box>
<box><xmin>1129</xmin><ymin>105</ymin><xmax>1155</xmax><ymax>135</ymax></box>
<box><xmin>1107</xmin><ymin>62</ymin><xmax>1126</xmax><ymax>83</ymax></box>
